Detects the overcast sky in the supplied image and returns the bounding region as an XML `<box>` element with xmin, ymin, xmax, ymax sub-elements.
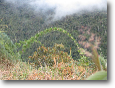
<box><xmin>5</xmin><ymin>0</ymin><xmax>107</xmax><ymax>19</ymax></box>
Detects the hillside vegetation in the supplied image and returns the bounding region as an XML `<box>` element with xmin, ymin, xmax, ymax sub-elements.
<box><xmin>0</xmin><ymin>1</ymin><xmax>107</xmax><ymax>80</ymax></box>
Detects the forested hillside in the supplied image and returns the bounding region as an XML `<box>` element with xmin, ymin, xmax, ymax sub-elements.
<box><xmin>0</xmin><ymin>1</ymin><xmax>107</xmax><ymax>60</ymax></box>
<box><xmin>0</xmin><ymin>0</ymin><xmax>107</xmax><ymax>80</ymax></box>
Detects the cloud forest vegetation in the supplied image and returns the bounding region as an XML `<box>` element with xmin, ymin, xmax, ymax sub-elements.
<box><xmin>0</xmin><ymin>1</ymin><xmax>107</xmax><ymax>80</ymax></box>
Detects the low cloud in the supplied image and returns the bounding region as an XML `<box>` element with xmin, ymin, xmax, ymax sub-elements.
<box><xmin>5</xmin><ymin>0</ymin><xmax>107</xmax><ymax>20</ymax></box>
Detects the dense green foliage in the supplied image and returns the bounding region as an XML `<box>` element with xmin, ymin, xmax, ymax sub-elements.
<box><xmin>0</xmin><ymin>1</ymin><xmax>107</xmax><ymax>80</ymax></box>
<box><xmin>0</xmin><ymin>1</ymin><xmax>107</xmax><ymax>61</ymax></box>
<box><xmin>0</xmin><ymin>32</ymin><xmax>20</xmax><ymax>61</ymax></box>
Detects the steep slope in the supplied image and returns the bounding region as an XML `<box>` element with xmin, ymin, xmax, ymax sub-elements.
<box><xmin>0</xmin><ymin>1</ymin><xmax>107</xmax><ymax>60</ymax></box>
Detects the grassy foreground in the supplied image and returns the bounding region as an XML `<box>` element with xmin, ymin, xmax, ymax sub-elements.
<box><xmin>0</xmin><ymin>58</ymin><xmax>97</xmax><ymax>80</ymax></box>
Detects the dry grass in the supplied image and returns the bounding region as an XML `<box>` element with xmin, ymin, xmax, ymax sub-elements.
<box><xmin>0</xmin><ymin>58</ymin><xmax>96</xmax><ymax>80</ymax></box>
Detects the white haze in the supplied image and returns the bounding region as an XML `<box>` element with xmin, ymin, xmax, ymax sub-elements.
<box><xmin>5</xmin><ymin>0</ymin><xmax>107</xmax><ymax>20</ymax></box>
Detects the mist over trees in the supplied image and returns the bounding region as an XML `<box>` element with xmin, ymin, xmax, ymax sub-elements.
<box><xmin>0</xmin><ymin>1</ymin><xmax>107</xmax><ymax>60</ymax></box>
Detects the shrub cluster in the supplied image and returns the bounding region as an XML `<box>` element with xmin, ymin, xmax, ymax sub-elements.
<box><xmin>29</xmin><ymin>43</ymin><xmax>72</xmax><ymax>68</ymax></box>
